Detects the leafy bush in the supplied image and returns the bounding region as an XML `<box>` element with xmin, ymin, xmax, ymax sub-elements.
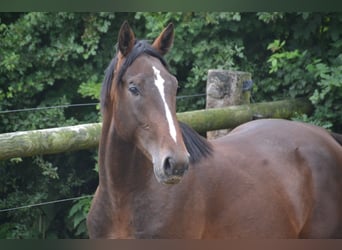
<box><xmin>256</xmin><ymin>13</ymin><xmax>342</xmax><ymax>131</ymax></box>
<box><xmin>67</xmin><ymin>196</ymin><xmax>92</xmax><ymax>238</ymax></box>
<box><xmin>0</xmin><ymin>12</ymin><xmax>115</xmax><ymax>238</ymax></box>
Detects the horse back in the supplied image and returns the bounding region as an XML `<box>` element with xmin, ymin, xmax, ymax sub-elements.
<box><xmin>200</xmin><ymin>119</ymin><xmax>342</xmax><ymax>238</ymax></box>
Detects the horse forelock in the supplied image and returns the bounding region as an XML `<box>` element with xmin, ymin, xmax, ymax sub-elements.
<box><xmin>100</xmin><ymin>40</ymin><xmax>168</xmax><ymax>111</ymax></box>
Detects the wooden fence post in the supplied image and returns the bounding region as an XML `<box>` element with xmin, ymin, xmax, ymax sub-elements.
<box><xmin>206</xmin><ymin>70</ymin><xmax>252</xmax><ymax>139</ymax></box>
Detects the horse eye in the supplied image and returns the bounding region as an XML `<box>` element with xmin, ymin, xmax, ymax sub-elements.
<box><xmin>128</xmin><ymin>86</ymin><xmax>140</xmax><ymax>96</ymax></box>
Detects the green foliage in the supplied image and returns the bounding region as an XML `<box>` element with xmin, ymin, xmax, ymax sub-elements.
<box><xmin>0</xmin><ymin>12</ymin><xmax>117</xmax><ymax>238</ymax></box>
<box><xmin>256</xmin><ymin>12</ymin><xmax>284</xmax><ymax>23</ymax></box>
<box><xmin>257</xmin><ymin>13</ymin><xmax>342</xmax><ymax>131</ymax></box>
<box><xmin>306</xmin><ymin>56</ymin><xmax>342</xmax><ymax>129</ymax></box>
<box><xmin>34</xmin><ymin>156</ymin><xmax>59</xmax><ymax>180</ymax></box>
<box><xmin>1</xmin><ymin>12</ymin><xmax>341</xmax><ymax>239</ymax></box>
<box><xmin>78</xmin><ymin>80</ymin><xmax>102</xmax><ymax>101</ymax></box>
<box><xmin>67</xmin><ymin>196</ymin><xmax>92</xmax><ymax>238</ymax></box>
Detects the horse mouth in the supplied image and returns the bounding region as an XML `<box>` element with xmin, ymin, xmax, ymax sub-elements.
<box><xmin>153</xmin><ymin>164</ymin><xmax>187</xmax><ymax>185</ymax></box>
<box><xmin>154</xmin><ymin>169</ymin><xmax>184</xmax><ymax>185</ymax></box>
<box><xmin>162</xmin><ymin>175</ymin><xmax>182</xmax><ymax>185</ymax></box>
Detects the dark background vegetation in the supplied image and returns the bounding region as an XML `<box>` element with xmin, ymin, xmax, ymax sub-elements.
<box><xmin>0</xmin><ymin>12</ymin><xmax>341</xmax><ymax>238</ymax></box>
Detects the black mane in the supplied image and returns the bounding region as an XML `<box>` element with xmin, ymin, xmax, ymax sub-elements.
<box><xmin>101</xmin><ymin>40</ymin><xmax>168</xmax><ymax>109</ymax></box>
<box><xmin>179</xmin><ymin>121</ymin><xmax>213</xmax><ymax>164</ymax></box>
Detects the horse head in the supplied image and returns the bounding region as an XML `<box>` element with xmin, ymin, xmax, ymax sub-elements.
<box><xmin>107</xmin><ymin>21</ymin><xmax>190</xmax><ymax>184</ymax></box>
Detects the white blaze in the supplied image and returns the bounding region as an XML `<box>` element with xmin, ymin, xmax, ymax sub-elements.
<box><xmin>152</xmin><ymin>66</ymin><xmax>177</xmax><ymax>143</ymax></box>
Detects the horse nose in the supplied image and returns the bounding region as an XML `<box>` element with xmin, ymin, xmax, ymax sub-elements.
<box><xmin>163</xmin><ymin>156</ymin><xmax>189</xmax><ymax>177</ymax></box>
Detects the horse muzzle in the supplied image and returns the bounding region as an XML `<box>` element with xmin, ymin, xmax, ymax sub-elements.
<box><xmin>153</xmin><ymin>155</ymin><xmax>189</xmax><ymax>184</ymax></box>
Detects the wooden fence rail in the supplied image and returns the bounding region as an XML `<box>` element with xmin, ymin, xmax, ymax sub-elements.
<box><xmin>0</xmin><ymin>98</ymin><xmax>313</xmax><ymax>161</ymax></box>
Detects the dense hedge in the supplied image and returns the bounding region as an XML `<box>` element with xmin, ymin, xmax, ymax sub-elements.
<box><xmin>0</xmin><ymin>12</ymin><xmax>341</xmax><ymax>238</ymax></box>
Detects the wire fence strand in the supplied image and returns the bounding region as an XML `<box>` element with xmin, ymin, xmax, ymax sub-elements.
<box><xmin>0</xmin><ymin>103</ymin><xmax>99</xmax><ymax>115</ymax></box>
<box><xmin>0</xmin><ymin>195</ymin><xmax>94</xmax><ymax>213</ymax></box>
<box><xmin>0</xmin><ymin>93</ymin><xmax>206</xmax><ymax>115</ymax></box>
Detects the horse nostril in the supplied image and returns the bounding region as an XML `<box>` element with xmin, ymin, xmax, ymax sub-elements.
<box><xmin>163</xmin><ymin>157</ymin><xmax>173</xmax><ymax>176</ymax></box>
<box><xmin>163</xmin><ymin>156</ymin><xmax>188</xmax><ymax>177</ymax></box>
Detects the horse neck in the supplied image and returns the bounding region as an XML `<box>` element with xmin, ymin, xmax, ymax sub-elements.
<box><xmin>98</xmin><ymin>115</ymin><xmax>152</xmax><ymax>196</ymax></box>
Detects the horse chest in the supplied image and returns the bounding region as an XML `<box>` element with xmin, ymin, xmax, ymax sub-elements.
<box><xmin>107</xmin><ymin>193</ymin><xmax>169</xmax><ymax>238</ymax></box>
<box><xmin>109</xmin><ymin>187</ymin><xmax>202</xmax><ymax>239</ymax></box>
<box><xmin>101</xmin><ymin>196</ymin><xmax>133</xmax><ymax>239</ymax></box>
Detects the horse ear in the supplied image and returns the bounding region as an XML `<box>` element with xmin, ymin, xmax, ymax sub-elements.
<box><xmin>118</xmin><ymin>21</ymin><xmax>135</xmax><ymax>57</ymax></box>
<box><xmin>152</xmin><ymin>23</ymin><xmax>174</xmax><ymax>55</ymax></box>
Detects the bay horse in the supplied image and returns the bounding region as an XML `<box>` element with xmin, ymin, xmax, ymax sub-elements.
<box><xmin>87</xmin><ymin>21</ymin><xmax>342</xmax><ymax>238</ymax></box>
